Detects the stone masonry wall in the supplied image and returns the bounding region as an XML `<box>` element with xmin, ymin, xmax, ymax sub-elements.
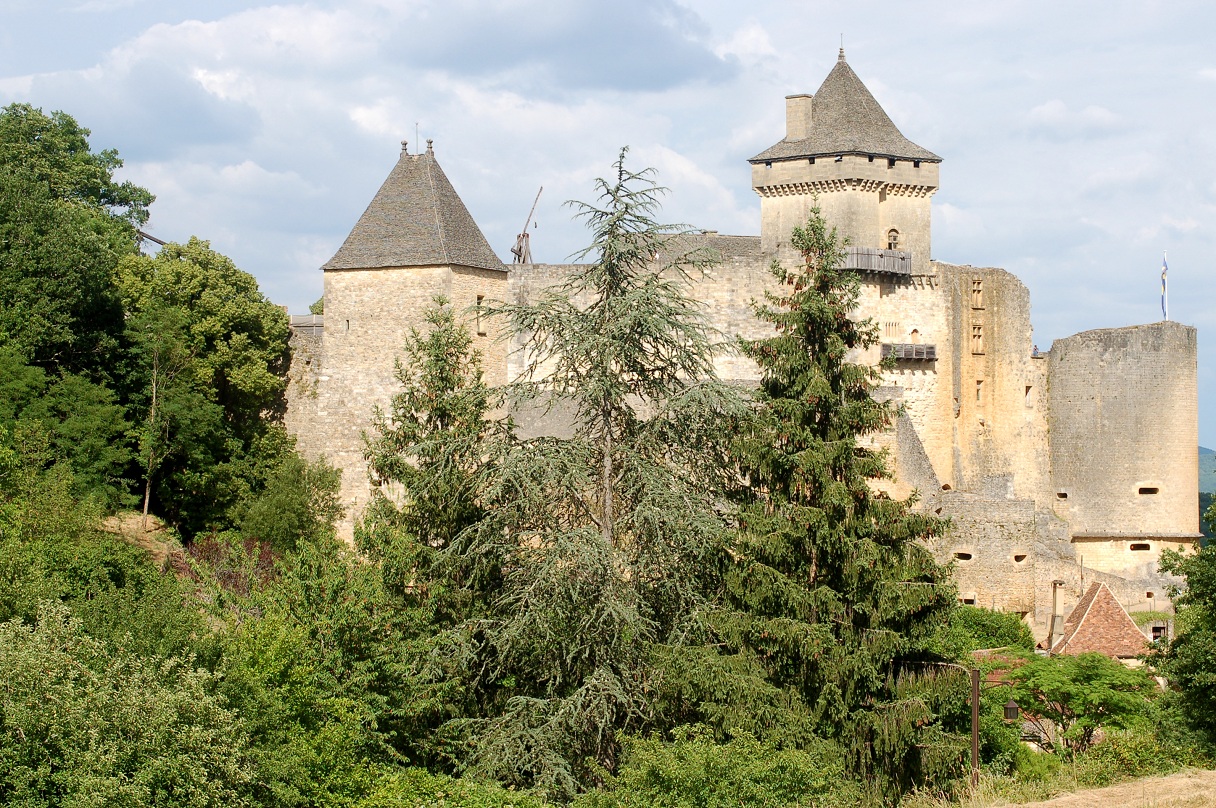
<box><xmin>1047</xmin><ymin>321</ymin><xmax>1199</xmax><ymax>539</ymax></box>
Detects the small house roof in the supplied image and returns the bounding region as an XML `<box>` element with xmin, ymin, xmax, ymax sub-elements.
<box><xmin>750</xmin><ymin>50</ymin><xmax>940</xmax><ymax>164</ymax></box>
<box><xmin>323</xmin><ymin>142</ymin><xmax>503</xmax><ymax>272</ymax></box>
<box><xmin>1051</xmin><ymin>582</ymin><xmax>1149</xmax><ymax>659</ymax></box>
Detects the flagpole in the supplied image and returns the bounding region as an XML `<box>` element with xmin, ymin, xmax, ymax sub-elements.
<box><xmin>1161</xmin><ymin>250</ymin><xmax>1169</xmax><ymax>321</ymax></box>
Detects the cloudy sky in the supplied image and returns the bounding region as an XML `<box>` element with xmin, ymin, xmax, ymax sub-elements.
<box><xmin>2</xmin><ymin>0</ymin><xmax>1213</xmax><ymax>444</ymax></box>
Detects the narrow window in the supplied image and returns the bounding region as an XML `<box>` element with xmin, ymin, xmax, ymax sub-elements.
<box><xmin>1130</xmin><ymin>543</ymin><xmax>1151</xmax><ymax>551</ymax></box>
<box><xmin>1056</xmin><ymin>492</ymin><xmax>1068</xmax><ymax>500</ymax></box>
<box><xmin>914</xmin><ymin>160</ymin><xmax>921</xmax><ymax>168</ymax></box>
<box><xmin>1025</xmin><ymin>385</ymin><xmax>1032</xmax><ymax>406</ymax></box>
<box><xmin>971</xmin><ymin>278</ymin><xmax>984</xmax><ymax>308</ymax></box>
<box><xmin>868</xmin><ymin>155</ymin><xmax>874</xmax><ymax>162</ymax></box>
<box><xmin>962</xmin><ymin>597</ymin><xmax>976</xmax><ymax>605</ymax></box>
<box><xmin>1138</xmin><ymin>487</ymin><xmax>1159</xmax><ymax>495</ymax></box>
<box><xmin>1013</xmin><ymin>554</ymin><xmax>1027</xmax><ymax>563</ymax></box>
<box><xmin>954</xmin><ymin>552</ymin><xmax>973</xmax><ymax>561</ymax></box>
<box><xmin>476</xmin><ymin>295</ymin><xmax>486</xmax><ymax>336</ymax></box>
<box><xmin>975</xmin><ymin>379</ymin><xmax>983</xmax><ymax>403</ymax></box>
<box><xmin>887</xmin><ymin>229</ymin><xmax>900</xmax><ymax>250</ymax></box>
<box><xmin>972</xmin><ymin>324</ymin><xmax>984</xmax><ymax>355</ymax></box>
<box><xmin>888</xmin><ymin>158</ymin><xmax>896</xmax><ymax>168</ymax></box>
<box><xmin>344</xmin><ymin>319</ymin><xmax>350</xmax><ymax>334</ymax></box>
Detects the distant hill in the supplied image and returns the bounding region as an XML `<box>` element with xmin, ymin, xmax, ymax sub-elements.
<box><xmin>1202</xmin><ymin>447</ymin><xmax>1216</xmax><ymax>495</ymax></box>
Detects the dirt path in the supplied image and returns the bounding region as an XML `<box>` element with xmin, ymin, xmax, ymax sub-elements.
<box><xmin>1006</xmin><ymin>769</ymin><xmax>1216</xmax><ymax>807</ymax></box>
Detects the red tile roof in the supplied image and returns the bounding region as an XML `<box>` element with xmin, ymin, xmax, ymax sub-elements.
<box><xmin>1051</xmin><ymin>582</ymin><xmax>1148</xmax><ymax>659</ymax></box>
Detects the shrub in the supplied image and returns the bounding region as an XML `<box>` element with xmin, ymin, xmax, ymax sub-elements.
<box><xmin>574</xmin><ymin>726</ymin><xmax>857</xmax><ymax>808</ymax></box>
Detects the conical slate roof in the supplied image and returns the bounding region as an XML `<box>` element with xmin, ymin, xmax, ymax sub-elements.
<box><xmin>323</xmin><ymin>142</ymin><xmax>504</xmax><ymax>272</ymax></box>
<box><xmin>750</xmin><ymin>51</ymin><xmax>940</xmax><ymax>164</ymax></box>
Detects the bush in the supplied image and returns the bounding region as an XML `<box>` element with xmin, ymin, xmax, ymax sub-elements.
<box><xmin>574</xmin><ymin>726</ymin><xmax>857</xmax><ymax>808</ymax></box>
<box><xmin>1012</xmin><ymin>745</ymin><xmax>1061</xmax><ymax>782</ymax></box>
<box><xmin>0</xmin><ymin>601</ymin><xmax>251</xmax><ymax>807</ymax></box>
<box><xmin>357</xmin><ymin>768</ymin><xmax>549</xmax><ymax>808</ymax></box>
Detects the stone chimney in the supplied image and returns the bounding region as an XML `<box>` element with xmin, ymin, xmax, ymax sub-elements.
<box><xmin>786</xmin><ymin>94</ymin><xmax>813</xmax><ymax>140</ymax></box>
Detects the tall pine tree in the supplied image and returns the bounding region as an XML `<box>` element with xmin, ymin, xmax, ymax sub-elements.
<box><xmin>443</xmin><ymin>150</ymin><xmax>745</xmax><ymax>799</ymax></box>
<box><xmin>720</xmin><ymin>204</ymin><xmax>961</xmax><ymax>801</ymax></box>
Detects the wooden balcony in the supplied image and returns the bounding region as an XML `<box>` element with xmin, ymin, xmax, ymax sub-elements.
<box><xmin>845</xmin><ymin>246</ymin><xmax>911</xmax><ymax>275</ymax></box>
<box><xmin>882</xmin><ymin>343</ymin><xmax>936</xmax><ymax>361</ymax></box>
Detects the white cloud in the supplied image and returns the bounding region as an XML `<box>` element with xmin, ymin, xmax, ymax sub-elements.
<box><xmin>1026</xmin><ymin>99</ymin><xmax>1122</xmax><ymax>137</ymax></box>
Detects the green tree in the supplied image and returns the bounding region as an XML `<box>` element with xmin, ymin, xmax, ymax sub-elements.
<box><xmin>718</xmin><ymin>204</ymin><xmax>958</xmax><ymax>801</ymax></box>
<box><xmin>1157</xmin><ymin>532</ymin><xmax>1216</xmax><ymax>745</ymax></box>
<box><xmin>0</xmin><ymin>103</ymin><xmax>153</xmax><ymax>227</ymax></box>
<box><xmin>433</xmin><ymin>151</ymin><xmax>743</xmax><ymax>799</ymax></box>
<box><xmin>117</xmin><ymin>238</ymin><xmax>293</xmax><ymax>534</ymax></box>
<box><xmin>1009</xmin><ymin>652</ymin><xmax>1155</xmax><ymax>756</ymax></box>
<box><xmin>0</xmin><ymin>104</ymin><xmax>150</xmax><ymax>378</ymax></box>
<box><xmin>0</xmin><ymin>347</ymin><xmax>132</xmax><ymax>507</ymax></box>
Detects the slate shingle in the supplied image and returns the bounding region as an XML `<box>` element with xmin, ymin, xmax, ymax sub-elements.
<box><xmin>750</xmin><ymin>51</ymin><xmax>940</xmax><ymax>164</ymax></box>
<box><xmin>323</xmin><ymin>143</ymin><xmax>503</xmax><ymax>272</ymax></box>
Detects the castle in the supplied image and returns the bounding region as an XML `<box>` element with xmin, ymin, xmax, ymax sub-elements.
<box><xmin>285</xmin><ymin>51</ymin><xmax>1199</xmax><ymax>643</ymax></box>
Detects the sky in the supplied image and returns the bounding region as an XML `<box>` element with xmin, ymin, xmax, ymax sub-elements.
<box><xmin>2</xmin><ymin>0</ymin><xmax>1213</xmax><ymax>445</ymax></box>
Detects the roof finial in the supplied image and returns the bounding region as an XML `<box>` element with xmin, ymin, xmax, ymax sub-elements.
<box><xmin>426</xmin><ymin>138</ymin><xmax>434</xmax><ymax>155</ymax></box>
<box><xmin>400</xmin><ymin>139</ymin><xmax>408</xmax><ymax>153</ymax></box>
<box><xmin>839</xmin><ymin>34</ymin><xmax>846</xmax><ymax>62</ymax></box>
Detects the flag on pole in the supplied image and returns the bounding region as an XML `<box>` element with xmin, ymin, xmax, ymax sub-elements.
<box><xmin>1161</xmin><ymin>251</ymin><xmax>1168</xmax><ymax>321</ymax></box>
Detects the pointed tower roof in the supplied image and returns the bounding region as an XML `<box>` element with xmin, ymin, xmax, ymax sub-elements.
<box><xmin>750</xmin><ymin>50</ymin><xmax>940</xmax><ymax>164</ymax></box>
<box><xmin>323</xmin><ymin>140</ymin><xmax>503</xmax><ymax>272</ymax></box>
<box><xmin>1051</xmin><ymin>582</ymin><xmax>1149</xmax><ymax>659</ymax></box>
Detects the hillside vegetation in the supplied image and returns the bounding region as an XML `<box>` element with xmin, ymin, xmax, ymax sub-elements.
<box><xmin>2</xmin><ymin>106</ymin><xmax>1214</xmax><ymax>807</ymax></box>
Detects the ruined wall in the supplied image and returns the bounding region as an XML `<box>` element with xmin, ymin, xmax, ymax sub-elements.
<box><xmin>937</xmin><ymin>263</ymin><xmax>1049</xmax><ymax>504</ymax></box>
<box><xmin>1048</xmin><ymin>322</ymin><xmax>1199</xmax><ymax>538</ymax></box>
<box><xmin>930</xmin><ymin>493</ymin><xmax>1039</xmax><ymax>615</ymax></box>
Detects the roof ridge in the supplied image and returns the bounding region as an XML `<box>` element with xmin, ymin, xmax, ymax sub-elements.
<box><xmin>422</xmin><ymin>152</ymin><xmax>450</xmax><ymax>265</ymax></box>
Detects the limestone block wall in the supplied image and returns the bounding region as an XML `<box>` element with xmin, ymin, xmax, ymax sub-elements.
<box><xmin>1047</xmin><ymin>321</ymin><xmax>1198</xmax><ymax>538</ymax></box>
<box><xmin>938</xmin><ymin>263</ymin><xmax>1048</xmax><ymax>503</ymax></box>
<box><xmin>931</xmin><ymin>492</ymin><xmax>1039</xmax><ymax>614</ymax></box>
<box><xmin>506</xmin><ymin>235</ymin><xmax>776</xmax><ymax>387</ymax></box>
<box><xmin>855</xmin><ymin>271</ymin><xmax>952</xmax><ymax>486</ymax></box>
<box><xmin>289</xmin><ymin>264</ymin><xmax>507</xmax><ymax>539</ymax></box>
<box><xmin>752</xmin><ymin>155</ymin><xmax>937</xmax><ymax>273</ymax></box>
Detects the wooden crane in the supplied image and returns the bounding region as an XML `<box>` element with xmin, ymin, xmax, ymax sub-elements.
<box><xmin>510</xmin><ymin>186</ymin><xmax>542</xmax><ymax>264</ymax></box>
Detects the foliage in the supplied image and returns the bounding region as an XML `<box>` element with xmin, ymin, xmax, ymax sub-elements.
<box><xmin>574</xmin><ymin>726</ymin><xmax>858</xmax><ymax>808</ymax></box>
<box><xmin>1009</xmin><ymin>652</ymin><xmax>1155</xmax><ymax>756</ymax></box>
<box><xmin>0</xmin><ymin>601</ymin><xmax>251</xmax><ymax>807</ymax></box>
<box><xmin>0</xmin><ymin>423</ymin><xmax>199</xmax><ymax>660</ymax></box>
<box><xmin>715</xmin><ymin>202</ymin><xmax>958</xmax><ymax>801</ymax></box>
<box><xmin>0</xmin><ymin>166</ymin><xmax>128</xmax><ymax>376</ymax></box>
<box><xmin>398</xmin><ymin>150</ymin><xmax>746</xmax><ymax>800</ymax></box>
<box><xmin>239</xmin><ymin>453</ymin><xmax>343</xmax><ymax>554</ymax></box>
<box><xmin>356</xmin><ymin>768</ymin><xmax>550</xmax><ymax>808</ymax></box>
<box><xmin>0</xmin><ymin>346</ymin><xmax>133</xmax><ymax>507</ymax></box>
<box><xmin>931</xmin><ymin>606</ymin><xmax>1035</xmax><ymax>659</ymax></box>
<box><xmin>310</xmin><ymin>297</ymin><xmax>325</xmax><ymax>315</ymax></box>
<box><xmin>117</xmin><ymin>237</ymin><xmax>293</xmax><ymax>534</ymax></box>
<box><xmin>0</xmin><ymin>103</ymin><xmax>153</xmax><ymax>227</ymax></box>
<box><xmin>0</xmin><ymin>104</ymin><xmax>149</xmax><ymax>379</ymax></box>
<box><xmin>1158</xmin><ymin>539</ymin><xmax>1216</xmax><ymax>743</ymax></box>
<box><xmin>361</xmin><ymin>296</ymin><xmax>494</xmax><ymax>585</ymax></box>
